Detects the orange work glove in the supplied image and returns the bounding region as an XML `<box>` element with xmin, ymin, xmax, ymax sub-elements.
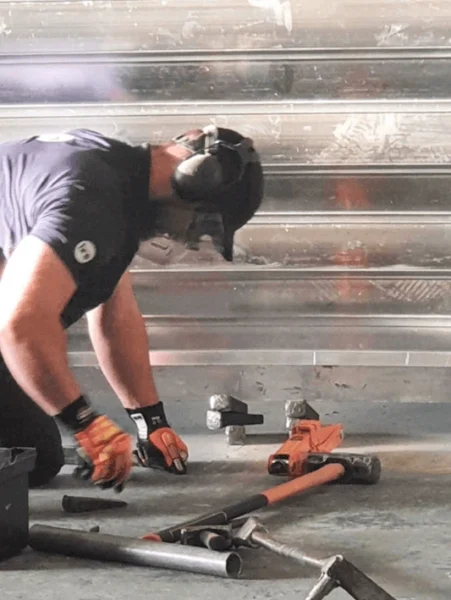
<box><xmin>74</xmin><ymin>415</ymin><xmax>133</xmax><ymax>491</ymax></box>
<box><xmin>56</xmin><ymin>395</ymin><xmax>133</xmax><ymax>492</ymax></box>
<box><xmin>127</xmin><ymin>402</ymin><xmax>188</xmax><ymax>474</ymax></box>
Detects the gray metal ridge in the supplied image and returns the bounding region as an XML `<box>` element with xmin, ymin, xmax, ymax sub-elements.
<box><xmin>2</xmin><ymin>99</ymin><xmax>451</xmax><ymax>117</ymax></box>
<box><xmin>264</xmin><ymin>165</ymin><xmax>451</xmax><ymax>175</ymax></box>
<box><xmin>4</xmin><ymin>47</ymin><xmax>451</xmax><ymax>64</ymax></box>
<box><xmin>129</xmin><ymin>267</ymin><xmax>451</xmax><ymax>280</ymax></box>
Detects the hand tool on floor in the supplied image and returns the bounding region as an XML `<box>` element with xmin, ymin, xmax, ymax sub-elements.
<box><xmin>62</xmin><ymin>495</ymin><xmax>128</xmax><ymax>514</ymax></box>
<box><xmin>180</xmin><ymin>520</ymin><xmax>255</xmax><ymax>552</ymax></box>
<box><xmin>63</xmin><ymin>445</ymin><xmax>142</xmax><ymax>468</ymax></box>
<box><xmin>234</xmin><ymin>517</ymin><xmax>396</xmax><ymax>600</ymax></box>
<box><xmin>268</xmin><ymin>400</ymin><xmax>344</xmax><ymax>478</ymax></box>
<box><xmin>142</xmin><ymin>453</ymin><xmax>380</xmax><ymax>543</ymax></box>
<box><xmin>207</xmin><ymin>394</ymin><xmax>264</xmax><ymax>445</ymax></box>
<box><xmin>180</xmin><ymin>524</ymin><xmax>234</xmax><ymax>551</ymax></box>
<box><xmin>28</xmin><ymin>524</ymin><xmax>242</xmax><ymax>579</ymax></box>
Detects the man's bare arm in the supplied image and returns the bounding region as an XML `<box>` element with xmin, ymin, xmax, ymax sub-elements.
<box><xmin>87</xmin><ymin>271</ymin><xmax>159</xmax><ymax>409</ymax></box>
<box><xmin>0</xmin><ymin>236</ymin><xmax>81</xmax><ymax>415</ymax></box>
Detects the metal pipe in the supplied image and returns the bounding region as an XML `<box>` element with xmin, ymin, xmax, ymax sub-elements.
<box><xmin>28</xmin><ymin>525</ymin><xmax>242</xmax><ymax>579</ymax></box>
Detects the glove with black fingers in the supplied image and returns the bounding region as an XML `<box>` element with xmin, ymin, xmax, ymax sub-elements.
<box><xmin>56</xmin><ymin>395</ymin><xmax>133</xmax><ymax>492</ymax></box>
<box><xmin>126</xmin><ymin>402</ymin><xmax>188</xmax><ymax>474</ymax></box>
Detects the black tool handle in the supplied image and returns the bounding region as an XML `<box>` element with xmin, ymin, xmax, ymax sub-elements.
<box><xmin>199</xmin><ymin>530</ymin><xmax>231</xmax><ymax>552</ymax></box>
<box><xmin>221</xmin><ymin>412</ymin><xmax>264</xmax><ymax>427</ymax></box>
<box><xmin>157</xmin><ymin>494</ymin><xmax>268</xmax><ymax>543</ymax></box>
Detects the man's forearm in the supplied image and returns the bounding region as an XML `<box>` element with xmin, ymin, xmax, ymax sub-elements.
<box><xmin>87</xmin><ymin>286</ymin><xmax>159</xmax><ymax>409</ymax></box>
<box><xmin>0</xmin><ymin>316</ymin><xmax>81</xmax><ymax>415</ymax></box>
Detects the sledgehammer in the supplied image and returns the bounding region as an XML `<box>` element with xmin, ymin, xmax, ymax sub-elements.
<box><xmin>235</xmin><ymin>517</ymin><xmax>396</xmax><ymax>600</ymax></box>
<box><xmin>143</xmin><ymin>454</ymin><xmax>381</xmax><ymax>542</ymax></box>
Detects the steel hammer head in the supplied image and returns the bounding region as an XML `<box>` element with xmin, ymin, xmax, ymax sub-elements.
<box><xmin>234</xmin><ymin>517</ymin><xmax>267</xmax><ymax>548</ymax></box>
<box><xmin>305</xmin><ymin>452</ymin><xmax>381</xmax><ymax>485</ymax></box>
<box><xmin>209</xmin><ymin>394</ymin><xmax>248</xmax><ymax>413</ymax></box>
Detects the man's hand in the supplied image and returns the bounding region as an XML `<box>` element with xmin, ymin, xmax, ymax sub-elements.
<box><xmin>74</xmin><ymin>415</ymin><xmax>133</xmax><ymax>491</ymax></box>
<box><xmin>136</xmin><ymin>427</ymin><xmax>188</xmax><ymax>474</ymax></box>
<box><xmin>56</xmin><ymin>395</ymin><xmax>133</xmax><ymax>491</ymax></box>
<box><xmin>127</xmin><ymin>402</ymin><xmax>188</xmax><ymax>474</ymax></box>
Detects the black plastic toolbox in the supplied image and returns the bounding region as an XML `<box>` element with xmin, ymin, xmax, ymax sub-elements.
<box><xmin>0</xmin><ymin>447</ymin><xmax>36</xmax><ymax>561</ymax></box>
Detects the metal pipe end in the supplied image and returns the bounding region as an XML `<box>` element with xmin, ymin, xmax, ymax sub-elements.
<box><xmin>225</xmin><ymin>552</ymin><xmax>243</xmax><ymax>578</ymax></box>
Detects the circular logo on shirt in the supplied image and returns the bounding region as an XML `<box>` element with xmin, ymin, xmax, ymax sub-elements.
<box><xmin>74</xmin><ymin>241</ymin><xmax>97</xmax><ymax>264</ymax></box>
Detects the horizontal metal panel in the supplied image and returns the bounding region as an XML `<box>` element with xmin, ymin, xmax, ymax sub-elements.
<box><xmin>133</xmin><ymin>218</ymin><xmax>451</xmax><ymax>268</ymax></box>
<box><xmin>1</xmin><ymin>0</ymin><xmax>451</xmax><ymax>52</ymax></box>
<box><xmin>68</xmin><ymin>349</ymin><xmax>451</xmax><ymax>368</ymax></box>
<box><xmin>69</xmin><ymin>364</ymin><xmax>451</xmax><ymax>409</ymax></box>
<box><xmin>234</xmin><ymin>220</ymin><xmax>451</xmax><ymax>268</ymax></box>
<box><xmin>263</xmin><ymin>173</ymin><xmax>451</xmax><ymax>212</ymax></box>
<box><xmin>127</xmin><ymin>271</ymin><xmax>451</xmax><ymax>317</ymax></box>
<box><xmin>2</xmin><ymin>103</ymin><xmax>451</xmax><ymax>165</ymax></box>
<box><xmin>3</xmin><ymin>57</ymin><xmax>451</xmax><ymax>104</ymax></box>
<box><xmin>70</xmin><ymin>316</ymin><xmax>451</xmax><ymax>349</ymax></box>
<box><xmin>67</xmin><ymin>318</ymin><xmax>451</xmax><ymax>367</ymax></box>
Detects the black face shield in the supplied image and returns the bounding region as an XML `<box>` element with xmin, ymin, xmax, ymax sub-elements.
<box><xmin>184</xmin><ymin>209</ymin><xmax>229</xmax><ymax>257</ymax></box>
<box><xmin>169</xmin><ymin>126</ymin><xmax>264</xmax><ymax>262</ymax></box>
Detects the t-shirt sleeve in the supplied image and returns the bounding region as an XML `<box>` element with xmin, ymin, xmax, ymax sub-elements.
<box><xmin>29</xmin><ymin>180</ymin><xmax>124</xmax><ymax>285</ymax></box>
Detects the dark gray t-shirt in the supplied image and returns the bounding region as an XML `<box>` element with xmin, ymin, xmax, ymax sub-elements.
<box><xmin>0</xmin><ymin>128</ymin><xmax>150</xmax><ymax>327</ymax></box>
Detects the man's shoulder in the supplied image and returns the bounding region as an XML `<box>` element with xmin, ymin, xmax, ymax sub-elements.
<box><xmin>0</xmin><ymin>128</ymin><xmax>132</xmax><ymax>166</ymax></box>
<box><xmin>62</xmin><ymin>128</ymin><xmax>130</xmax><ymax>152</ymax></box>
<box><xmin>0</xmin><ymin>128</ymin><xmax>145</xmax><ymax>216</ymax></box>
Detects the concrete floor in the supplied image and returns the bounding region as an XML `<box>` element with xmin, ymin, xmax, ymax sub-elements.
<box><xmin>2</xmin><ymin>402</ymin><xmax>451</xmax><ymax>600</ymax></box>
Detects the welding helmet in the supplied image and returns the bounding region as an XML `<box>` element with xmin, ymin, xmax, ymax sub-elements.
<box><xmin>169</xmin><ymin>125</ymin><xmax>264</xmax><ymax>261</ymax></box>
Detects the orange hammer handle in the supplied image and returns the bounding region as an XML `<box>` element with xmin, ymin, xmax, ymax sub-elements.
<box><xmin>143</xmin><ymin>463</ymin><xmax>345</xmax><ymax>543</ymax></box>
<box><xmin>262</xmin><ymin>463</ymin><xmax>345</xmax><ymax>504</ymax></box>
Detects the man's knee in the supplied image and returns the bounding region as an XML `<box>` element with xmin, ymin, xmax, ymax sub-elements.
<box><xmin>0</xmin><ymin>357</ymin><xmax>65</xmax><ymax>487</ymax></box>
<box><xmin>0</xmin><ymin>435</ymin><xmax>64</xmax><ymax>487</ymax></box>
<box><xmin>0</xmin><ymin>415</ymin><xmax>65</xmax><ymax>487</ymax></box>
<box><xmin>29</xmin><ymin>451</ymin><xmax>64</xmax><ymax>488</ymax></box>
<box><xmin>27</xmin><ymin>421</ymin><xmax>65</xmax><ymax>487</ymax></box>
